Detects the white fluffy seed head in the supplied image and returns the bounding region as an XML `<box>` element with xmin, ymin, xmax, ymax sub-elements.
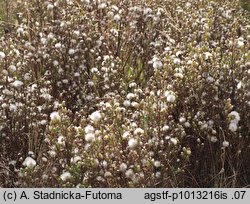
<box><xmin>40</xmin><ymin>120</ymin><xmax>47</xmax><ymax>125</ymax></box>
<box><xmin>153</xmin><ymin>59</ymin><xmax>163</xmax><ymax>69</ymax></box>
<box><xmin>68</xmin><ymin>49</ymin><xmax>75</xmax><ymax>55</ymax></box>
<box><xmin>55</xmin><ymin>43</ymin><xmax>62</xmax><ymax>48</ymax></box>
<box><xmin>53</xmin><ymin>60</ymin><xmax>59</xmax><ymax>66</ymax></box>
<box><xmin>128</xmin><ymin>138</ymin><xmax>138</xmax><ymax>149</ymax></box>
<box><xmin>222</xmin><ymin>141</ymin><xmax>229</xmax><ymax>147</ymax></box>
<box><xmin>229</xmin><ymin>122</ymin><xmax>238</xmax><ymax>132</ymax></box>
<box><xmin>126</xmin><ymin>93</ymin><xmax>135</xmax><ymax>100</ymax></box>
<box><xmin>50</xmin><ymin>111</ymin><xmax>61</xmax><ymax>121</ymax></box>
<box><xmin>57</xmin><ymin>136</ymin><xmax>65</xmax><ymax>145</ymax></box>
<box><xmin>60</xmin><ymin>172</ymin><xmax>72</xmax><ymax>181</ymax></box>
<box><xmin>228</xmin><ymin>111</ymin><xmax>240</xmax><ymax>122</ymax></box>
<box><xmin>47</xmin><ymin>4</ymin><xmax>54</xmax><ymax>10</ymax></box>
<box><xmin>89</xmin><ymin>111</ymin><xmax>102</xmax><ymax>122</ymax></box>
<box><xmin>237</xmin><ymin>38</ymin><xmax>244</xmax><ymax>48</ymax></box>
<box><xmin>0</xmin><ymin>51</ymin><xmax>6</xmax><ymax>60</ymax></box>
<box><xmin>173</xmin><ymin>57</ymin><xmax>181</xmax><ymax>64</ymax></box>
<box><xmin>162</xmin><ymin>125</ymin><xmax>170</xmax><ymax>131</ymax></box>
<box><xmin>204</xmin><ymin>52</ymin><xmax>212</xmax><ymax>60</ymax></box>
<box><xmin>210</xmin><ymin>136</ymin><xmax>218</xmax><ymax>143</ymax></box>
<box><xmin>119</xmin><ymin>163</ymin><xmax>128</xmax><ymax>172</ymax></box>
<box><xmin>9</xmin><ymin>104</ymin><xmax>17</xmax><ymax>112</ymax></box>
<box><xmin>17</xmin><ymin>27</ymin><xmax>25</xmax><ymax>35</ymax></box>
<box><xmin>114</xmin><ymin>14</ymin><xmax>121</xmax><ymax>21</ymax></box>
<box><xmin>125</xmin><ymin>169</ymin><xmax>134</xmax><ymax>178</ymax></box>
<box><xmin>164</xmin><ymin>91</ymin><xmax>176</xmax><ymax>103</ymax></box>
<box><xmin>12</xmin><ymin>80</ymin><xmax>23</xmax><ymax>88</ymax></box>
<box><xmin>170</xmin><ymin>138</ymin><xmax>178</xmax><ymax>145</ymax></box>
<box><xmin>167</xmin><ymin>94</ymin><xmax>176</xmax><ymax>103</ymax></box>
<box><xmin>23</xmin><ymin>157</ymin><xmax>36</xmax><ymax>168</ymax></box>
<box><xmin>104</xmin><ymin>171</ymin><xmax>112</xmax><ymax>178</ymax></box>
<box><xmin>134</xmin><ymin>128</ymin><xmax>144</xmax><ymax>135</ymax></box>
<box><xmin>179</xmin><ymin>117</ymin><xmax>186</xmax><ymax>123</ymax></box>
<box><xmin>154</xmin><ymin>161</ymin><xmax>161</xmax><ymax>168</ymax></box>
<box><xmin>85</xmin><ymin>133</ymin><xmax>95</xmax><ymax>142</ymax></box>
<box><xmin>9</xmin><ymin>65</ymin><xmax>17</xmax><ymax>73</ymax></box>
<box><xmin>85</xmin><ymin>125</ymin><xmax>95</xmax><ymax>134</ymax></box>
<box><xmin>98</xmin><ymin>2</ymin><xmax>107</xmax><ymax>9</ymax></box>
<box><xmin>123</xmin><ymin>100</ymin><xmax>131</xmax><ymax>107</ymax></box>
<box><xmin>122</xmin><ymin>131</ymin><xmax>130</xmax><ymax>139</ymax></box>
<box><xmin>131</xmin><ymin>101</ymin><xmax>139</xmax><ymax>108</ymax></box>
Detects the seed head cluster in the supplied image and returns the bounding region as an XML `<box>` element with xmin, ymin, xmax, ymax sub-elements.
<box><xmin>0</xmin><ymin>0</ymin><xmax>250</xmax><ymax>187</ymax></box>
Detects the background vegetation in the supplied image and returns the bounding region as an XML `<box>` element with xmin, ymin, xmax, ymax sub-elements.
<box><xmin>0</xmin><ymin>0</ymin><xmax>250</xmax><ymax>187</ymax></box>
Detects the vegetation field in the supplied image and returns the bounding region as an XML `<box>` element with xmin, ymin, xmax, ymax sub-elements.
<box><xmin>0</xmin><ymin>0</ymin><xmax>250</xmax><ymax>187</ymax></box>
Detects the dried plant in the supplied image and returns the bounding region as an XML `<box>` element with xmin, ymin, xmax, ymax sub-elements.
<box><xmin>0</xmin><ymin>0</ymin><xmax>250</xmax><ymax>187</ymax></box>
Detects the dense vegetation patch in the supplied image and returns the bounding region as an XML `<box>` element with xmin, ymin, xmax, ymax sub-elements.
<box><xmin>0</xmin><ymin>0</ymin><xmax>250</xmax><ymax>187</ymax></box>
